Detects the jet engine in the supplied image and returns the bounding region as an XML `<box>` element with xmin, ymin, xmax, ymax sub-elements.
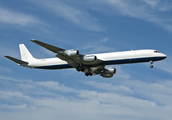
<box><xmin>103</xmin><ymin>68</ymin><xmax>116</xmax><ymax>74</ymax></box>
<box><xmin>83</xmin><ymin>55</ymin><xmax>97</xmax><ymax>62</ymax></box>
<box><xmin>101</xmin><ymin>68</ymin><xmax>116</xmax><ymax>78</ymax></box>
<box><xmin>64</xmin><ymin>49</ymin><xmax>79</xmax><ymax>57</ymax></box>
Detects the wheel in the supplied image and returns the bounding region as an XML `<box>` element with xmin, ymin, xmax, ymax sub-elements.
<box><xmin>76</xmin><ymin>67</ymin><xmax>81</xmax><ymax>72</ymax></box>
<box><xmin>150</xmin><ymin>65</ymin><xmax>153</xmax><ymax>68</ymax></box>
<box><xmin>85</xmin><ymin>72</ymin><xmax>92</xmax><ymax>76</ymax></box>
<box><xmin>85</xmin><ymin>72</ymin><xmax>89</xmax><ymax>76</ymax></box>
<box><xmin>77</xmin><ymin>66</ymin><xmax>84</xmax><ymax>72</ymax></box>
<box><xmin>80</xmin><ymin>67</ymin><xmax>84</xmax><ymax>72</ymax></box>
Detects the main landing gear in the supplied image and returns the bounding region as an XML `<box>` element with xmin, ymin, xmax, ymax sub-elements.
<box><xmin>85</xmin><ymin>72</ymin><xmax>93</xmax><ymax>76</ymax></box>
<box><xmin>76</xmin><ymin>66</ymin><xmax>84</xmax><ymax>72</ymax></box>
<box><xmin>76</xmin><ymin>65</ymin><xmax>93</xmax><ymax>76</ymax></box>
<box><xmin>150</xmin><ymin>61</ymin><xmax>153</xmax><ymax>68</ymax></box>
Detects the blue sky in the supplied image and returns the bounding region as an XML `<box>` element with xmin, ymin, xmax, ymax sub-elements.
<box><xmin>0</xmin><ymin>0</ymin><xmax>172</xmax><ymax>120</ymax></box>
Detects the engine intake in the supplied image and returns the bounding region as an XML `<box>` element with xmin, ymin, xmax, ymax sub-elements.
<box><xmin>64</xmin><ymin>49</ymin><xmax>79</xmax><ymax>57</ymax></box>
<box><xmin>83</xmin><ymin>55</ymin><xmax>97</xmax><ymax>62</ymax></box>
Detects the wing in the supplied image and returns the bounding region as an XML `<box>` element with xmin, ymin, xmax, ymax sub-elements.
<box><xmin>31</xmin><ymin>40</ymin><xmax>103</xmax><ymax>68</ymax></box>
<box><xmin>31</xmin><ymin>39</ymin><xmax>64</xmax><ymax>53</ymax></box>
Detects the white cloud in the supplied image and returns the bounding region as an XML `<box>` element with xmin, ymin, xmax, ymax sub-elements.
<box><xmin>144</xmin><ymin>0</ymin><xmax>172</xmax><ymax>12</ymax></box>
<box><xmin>0</xmin><ymin>90</ymin><xmax>31</xmax><ymax>100</ymax></box>
<box><xmin>86</xmin><ymin>81</ymin><xmax>133</xmax><ymax>93</ymax></box>
<box><xmin>36</xmin><ymin>81</ymin><xmax>78</xmax><ymax>93</ymax></box>
<box><xmin>120</xmin><ymin>79</ymin><xmax>172</xmax><ymax>106</ymax></box>
<box><xmin>81</xmin><ymin>37</ymin><xmax>115</xmax><ymax>53</ymax></box>
<box><xmin>0</xmin><ymin>66</ymin><xmax>11</xmax><ymax>73</ymax></box>
<box><xmin>155</xmin><ymin>56</ymin><xmax>172</xmax><ymax>74</ymax></box>
<box><xmin>1</xmin><ymin>75</ymin><xmax>172</xmax><ymax>120</ymax></box>
<box><xmin>0</xmin><ymin>76</ymin><xmax>21</xmax><ymax>82</ymax></box>
<box><xmin>0</xmin><ymin>8</ymin><xmax>40</xmax><ymax>26</ymax></box>
<box><xmin>28</xmin><ymin>0</ymin><xmax>105</xmax><ymax>32</ymax></box>
<box><xmin>143</xmin><ymin>0</ymin><xmax>160</xmax><ymax>9</ymax></box>
<box><xmin>92</xmin><ymin>0</ymin><xmax>172</xmax><ymax>33</ymax></box>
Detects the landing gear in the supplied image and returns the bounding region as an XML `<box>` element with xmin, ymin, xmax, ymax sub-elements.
<box><xmin>85</xmin><ymin>72</ymin><xmax>93</xmax><ymax>76</ymax></box>
<box><xmin>84</xmin><ymin>67</ymin><xmax>93</xmax><ymax>76</ymax></box>
<box><xmin>150</xmin><ymin>65</ymin><xmax>153</xmax><ymax>68</ymax></box>
<box><xmin>76</xmin><ymin>66</ymin><xmax>84</xmax><ymax>72</ymax></box>
<box><xmin>150</xmin><ymin>61</ymin><xmax>153</xmax><ymax>68</ymax></box>
<box><xmin>76</xmin><ymin>65</ymin><xmax>93</xmax><ymax>76</ymax></box>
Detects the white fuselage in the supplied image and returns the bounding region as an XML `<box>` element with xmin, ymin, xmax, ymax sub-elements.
<box><xmin>25</xmin><ymin>49</ymin><xmax>166</xmax><ymax>69</ymax></box>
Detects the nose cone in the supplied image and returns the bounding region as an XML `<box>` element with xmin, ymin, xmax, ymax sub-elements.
<box><xmin>162</xmin><ymin>53</ymin><xmax>167</xmax><ymax>60</ymax></box>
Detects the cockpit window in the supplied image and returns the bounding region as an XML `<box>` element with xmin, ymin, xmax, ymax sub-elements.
<box><xmin>154</xmin><ymin>50</ymin><xmax>159</xmax><ymax>53</ymax></box>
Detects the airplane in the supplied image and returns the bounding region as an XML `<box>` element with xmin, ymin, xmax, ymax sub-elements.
<box><xmin>5</xmin><ymin>40</ymin><xmax>167</xmax><ymax>78</ymax></box>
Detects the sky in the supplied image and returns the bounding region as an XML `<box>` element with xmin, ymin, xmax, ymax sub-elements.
<box><xmin>0</xmin><ymin>0</ymin><xmax>172</xmax><ymax>120</ymax></box>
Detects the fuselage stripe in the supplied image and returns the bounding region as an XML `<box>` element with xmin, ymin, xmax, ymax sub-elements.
<box><xmin>35</xmin><ymin>56</ymin><xmax>166</xmax><ymax>69</ymax></box>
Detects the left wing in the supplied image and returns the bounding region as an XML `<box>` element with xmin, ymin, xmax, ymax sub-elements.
<box><xmin>31</xmin><ymin>40</ymin><xmax>103</xmax><ymax>68</ymax></box>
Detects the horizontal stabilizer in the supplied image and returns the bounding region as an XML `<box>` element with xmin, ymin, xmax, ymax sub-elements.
<box><xmin>31</xmin><ymin>39</ymin><xmax>64</xmax><ymax>53</ymax></box>
<box><xmin>5</xmin><ymin>56</ymin><xmax>28</xmax><ymax>64</ymax></box>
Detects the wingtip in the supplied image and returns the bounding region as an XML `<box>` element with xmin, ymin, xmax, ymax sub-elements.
<box><xmin>30</xmin><ymin>39</ymin><xmax>37</xmax><ymax>42</ymax></box>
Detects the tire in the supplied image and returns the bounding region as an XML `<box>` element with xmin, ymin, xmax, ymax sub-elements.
<box><xmin>85</xmin><ymin>72</ymin><xmax>89</xmax><ymax>76</ymax></box>
<box><xmin>150</xmin><ymin>65</ymin><xmax>153</xmax><ymax>68</ymax></box>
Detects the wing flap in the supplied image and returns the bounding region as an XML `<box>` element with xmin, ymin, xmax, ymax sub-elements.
<box><xmin>5</xmin><ymin>56</ymin><xmax>28</xmax><ymax>64</ymax></box>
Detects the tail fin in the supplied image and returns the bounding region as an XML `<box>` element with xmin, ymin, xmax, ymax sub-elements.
<box><xmin>19</xmin><ymin>44</ymin><xmax>35</xmax><ymax>62</ymax></box>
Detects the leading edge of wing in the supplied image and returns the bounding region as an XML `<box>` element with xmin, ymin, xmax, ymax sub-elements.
<box><xmin>30</xmin><ymin>39</ymin><xmax>64</xmax><ymax>53</ymax></box>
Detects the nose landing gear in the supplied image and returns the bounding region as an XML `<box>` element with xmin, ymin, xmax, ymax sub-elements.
<box><xmin>150</xmin><ymin>61</ymin><xmax>153</xmax><ymax>68</ymax></box>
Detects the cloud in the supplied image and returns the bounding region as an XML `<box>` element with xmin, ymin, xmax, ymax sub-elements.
<box><xmin>0</xmin><ymin>75</ymin><xmax>172</xmax><ymax>120</ymax></box>
<box><xmin>0</xmin><ymin>66</ymin><xmax>11</xmax><ymax>73</ymax></box>
<box><xmin>86</xmin><ymin>81</ymin><xmax>133</xmax><ymax>93</ymax></box>
<box><xmin>143</xmin><ymin>0</ymin><xmax>172</xmax><ymax>11</ymax></box>
<box><xmin>28</xmin><ymin>0</ymin><xmax>105</xmax><ymax>32</ymax></box>
<box><xmin>0</xmin><ymin>7</ymin><xmax>40</xmax><ymax>26</ymax></box>
<box><xmin>36</xmin><ymin>81</ymin><xmax>78</xmax><ymax>93</ymax></box>
<box><xmin>92</xmin><ymin>0</ymin><xmax>172</xmax><ymax>33</ymax></box>
<box><xmin>0</xmin><ymin>76</ymin><xmax>21</xmax><ymax>82</ymax></box>
<box><xmin>0</xmin><ymin>90</ymin><xmax>30</xmax><ymax>99</ymax></box>
<box><xmin>81</xmin><ymin>37</ymin><xmax>115</xmax><ymax>53</ymax></box>
<box><xmin>119</xmin><ymin>79</ymin><xmax>172</xmax><ymax>106</ymax></box>
<box><xmin>155</xmin><ymin>56</ymin><xmax>172</xmax><ymax>74</ymax></box>
<box><xmin>143</xmin><ymin>0</ymin><xmax>160</xmax><ymax>9</ymax></box>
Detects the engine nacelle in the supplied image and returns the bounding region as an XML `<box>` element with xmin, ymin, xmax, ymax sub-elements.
<box><xmin>83</xmin><ymin>55</ymin><xmax>97</xmax><ymax>62</ymax></box>
<box><xmin>101</xmin><ymin>73</ymin><xmax>114</xmax><ymax>78</ymax></box>
<box><xmin>101</xmin><ymin>68</ymin><xmax>116</xmax><ymax>78</ymax></box>
<box><xmin>104</xmin><ymin>68</ymin><xmax>116</xmax><ymax>74</ymax></box>
<box><xmin>64</xmin><ymin>49</ymin><xmax>79</xmax><ymax>57</ymax></box>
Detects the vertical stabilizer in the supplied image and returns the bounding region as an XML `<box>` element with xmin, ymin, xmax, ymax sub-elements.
<box><xmin>19</xmin><ymin>44</ymin><xmax>35</xmax><ymax>62</ymax></box>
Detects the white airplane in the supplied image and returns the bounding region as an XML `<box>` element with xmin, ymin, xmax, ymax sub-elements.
<box><xmin>5</xmin><ymin>40</ymin><xmax>167</xmax><ymax>78</ymax></box>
